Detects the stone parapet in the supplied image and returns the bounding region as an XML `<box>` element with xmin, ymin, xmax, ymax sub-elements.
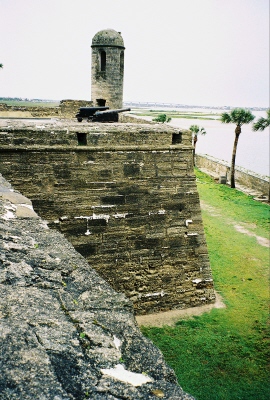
<box><xmin>0</xmin><ymin>102</ymin><xmax>60</xmax><ymax>118</ymax></box>
<box><xmin>0</xmin><ymin>101</ymin><xmax>147</xmax><ymax>122</ymax></box>
<box><xmin>0</xmin><ymin>120</ymin><xmax>191</xmax><ymax>148</ymax></box>
<box><xmin>0</xmin><ymin>173</ymin><xmax>195</xmax><ymax>399</ymax></box>
<box><xmin>0</xmin><ymin>99</ymin><xmax>94</xmax><ymax>119</ymax></box>
<box><xmin>59</xmin><ymin>99</ymin><xmax>94</xmax><ymax>118</ymax></box>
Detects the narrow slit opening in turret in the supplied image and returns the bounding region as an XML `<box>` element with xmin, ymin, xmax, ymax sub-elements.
<box><xmin>100</xmin><ymin>50</ymin><xmax>106</xmax><ymax>71</ymax></box>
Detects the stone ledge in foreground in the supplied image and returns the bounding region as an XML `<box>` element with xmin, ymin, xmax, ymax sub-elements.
<box><xmin>0</xmin><ymin>173</ymin><xmax>195</xmax><ymax>400</ymax></box>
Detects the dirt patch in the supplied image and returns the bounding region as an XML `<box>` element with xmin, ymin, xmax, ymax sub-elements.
<box><xmin>234</xmin><ymin>224</ymin><xmax>270</xmax><ymax>247</ymax></box>
<box><xmin>200</xmin><ymin>200</ymin><xmax>269</xmax><ymax>248</ymax></box>
<box><xmin>136</xmin><ymin>292</ymin><xmax>225</xmax><ymax>327</ymax></box>
<box><xmin>200</xmin><ymin>200</ymin><xmax>221</xmax><ymax>217</ymax></box>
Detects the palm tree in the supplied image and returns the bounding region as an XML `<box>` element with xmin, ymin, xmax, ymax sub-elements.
<box><xmin>221</xmin><ymin>108</ymin><xmax>255</xmax><ymax>188</ymax></box>
<box><xmin>253</xmin><ymin>109</ymin><xmax>270</xmax><ymax>202</ymax></box>
<box><xmin>189</xmin><ymin>125</ymin><xmax>206</xmax><ymax>164</ymax></box>
<box><xmin>253</xmin><ymin>109</ymin><xmax>270</xmax><ymax>131</ymax></box>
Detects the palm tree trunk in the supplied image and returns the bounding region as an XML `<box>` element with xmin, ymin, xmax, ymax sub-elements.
<box><xmin>230</xmin><ymin>125</ymin><xmax>241</xmax><ymax>188</ymax></box>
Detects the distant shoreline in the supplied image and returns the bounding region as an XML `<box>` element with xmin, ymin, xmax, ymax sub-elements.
<box><xmin>0</xmin><ymin>97</ymin><xmax>267</xmax><ymax>111</ymax></box>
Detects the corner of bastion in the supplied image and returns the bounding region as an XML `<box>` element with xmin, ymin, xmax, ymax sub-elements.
<box><xmin>0</xmin><ymin>118</ymin><xmax>215</xmax><ymax>315</ymax></box>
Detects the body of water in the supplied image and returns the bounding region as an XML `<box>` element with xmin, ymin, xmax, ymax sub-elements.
<box><xmin>168</xmin><ymin>109</ymin><xmax>269</xmax><ymax>177</ymax></box>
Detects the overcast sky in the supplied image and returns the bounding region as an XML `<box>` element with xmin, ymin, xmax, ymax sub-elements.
<box><xmin>0</xmin><ymin>0</ymin><xmax>269</xmax><ymax>107</ymax></box>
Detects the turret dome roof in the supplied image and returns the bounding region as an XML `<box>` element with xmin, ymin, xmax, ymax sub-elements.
<box><xmin>91</xmin><ymin>29</ymin><xmax>125</xmax><ymax>48</ymax></box>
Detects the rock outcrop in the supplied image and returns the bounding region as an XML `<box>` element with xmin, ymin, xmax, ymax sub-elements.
<box><xmin>0</xmin><ymin>174</ymin><xmax>195</xmax><ymax>400</ymax></box>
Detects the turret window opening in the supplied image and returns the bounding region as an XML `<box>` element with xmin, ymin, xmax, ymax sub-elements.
<box><xmin>100</xmin><ymin>50</ymin><xmax>106</xmax><ymax>71</ymax></box>
<box><xmin>172</xmin><ymin>132</ymin><xmax>182</xmax><ymax>144</ymax></box>
<box><xmin>120</xmin><ymin>51</ymin><xmax>124</xmax><ymax>75</ymax></box>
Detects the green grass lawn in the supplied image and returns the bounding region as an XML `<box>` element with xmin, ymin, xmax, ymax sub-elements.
<box><xmin>141</xmin><ymin>169</ymin><xmax>269</xmax><ymax>400</ymax></box>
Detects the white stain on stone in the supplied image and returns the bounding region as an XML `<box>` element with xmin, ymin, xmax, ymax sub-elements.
<box><xmin>113</xmin><ymin>335</ymin><xmax>121</xmax><ymax>350</ymax></box>
<box><xmin>92</xmin><ymin>205</ymin><xmax>116</xmax><ymax>209</ymax></box>
<box><xmin>100</xmin><ymin>364</ymin><xmax>153</xmax><ymax>387</ymax></box>
<box><xmin>92</xmin><ymin>213</ymin><xmax>110</xmax><ymax>223</ymax></box>
<box><xmin>192</xmin><ymin>278</ymin><xmax>202</xmax><ymax>284</ymax></box>
<box><xmin>2</xmin><ymin>205</ymin><xmax>16</xmax><ymax>220</ymax></box>
<box><xmin>59</xmin><ymin>216</ymin><xmax>69</xmax><ymax>221</ymax></box>
<box><xmin>158</xmin><ymin>209</ymin><xmax>166</xmax><ymax>214</ymax></box>
<box><xmin>113</xmin><ymin>213</ymin><xmax>128</xmax><ymax>219</ymax></box>
<box><xmin>3</xmin><ymin>210</ymin><xmax>16</xmax><ymax>220</ymax></box>
<box><xmin>185</xmin><ymin>219</ymin><xmax>193</xmax><ymax>227</ymax></box>
<box><xmin>140</xmin><ymin>290</ymin><xmax>166</xmax><ymax>298</ymax></box>
<box><xmin>82</xmin><ymin>161</ymin><xmax>95</xmax><ymax>165</ymax></box>
<box><xmin>75</xmin><ymin>214</ymin><xmax>110</xmax><ymax>223</ymax></box>
<box><xmin>149</xmin><ymin>209</ymin><xmax>166</xmax><ymax>216</ymax></box>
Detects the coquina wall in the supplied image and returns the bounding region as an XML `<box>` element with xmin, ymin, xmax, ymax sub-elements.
<box><xmin>0</xmin><ymin>173</ymin><xmax>195</xmax><ymax>400</ymax></box>
<box><xmin>196</xmin><ymin>154</ymin><xmax>269</xmax><ymax>197</ymax></box>
<box><xmin>0</xmin><ymin>119</ymin><xmax>215</xmax><ymax>315</ymax></box>
<box><xmin>0</xmin><ymin>99</ymin><xmax>93</xmax><ymax>119</ymax></box>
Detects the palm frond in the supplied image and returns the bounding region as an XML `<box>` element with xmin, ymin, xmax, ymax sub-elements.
<box><xmin>221</xmin><ymin>109</ymin><xmax>255</xmax><ymax>125</ymax></box>
<box><xmin>253</xmin><ymin>109</ymin><xmax>270</xmax><ymax>131</ymax></box>
<box><xmin>221</xmin><ymin>112</ymin><xmax>231</xmax><ymax>123</ymax></box>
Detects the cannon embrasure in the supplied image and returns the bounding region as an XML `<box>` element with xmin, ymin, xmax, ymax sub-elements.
<box><xmin>92</xmin><ymin>108</ymin><xmax>131</xmax><ymax>122</ymax></box>
<box><xmin>76</xmin><ymin>107</ymin><xmax>109</xmax><ymax>122</ymax></box>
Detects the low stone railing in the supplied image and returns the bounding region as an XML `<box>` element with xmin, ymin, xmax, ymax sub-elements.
<box><xmin>196</xmin><ymin>154</ymin><xmax>269</xmax><ymax>198</ymax></box>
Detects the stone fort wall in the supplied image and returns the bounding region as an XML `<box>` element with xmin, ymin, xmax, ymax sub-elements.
<box><xmin>0</xmin><ymin>99</ymin><xmax>93</xmax><ymax>119</ymax></box>
<box><xmin>0</xmin><ymin>173</ymin><xmax>195</xmax><ymax>399</ymax></box>
<box><xmin>196</xmin><ymin>154</ymin><xmax>269</xmax><ymax>198</ymax></box>
<box><xmin>0</xmin><ymin>119</ymin><xmax>215</xmax><ymax>315</ymax></box>
<box><xmin>0</xmin><ymin>100</ymin><xmax>148</xmax><ymax>123</ymax></box>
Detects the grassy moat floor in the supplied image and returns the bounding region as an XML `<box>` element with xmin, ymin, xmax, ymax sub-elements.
<box><xmin>141</xmin><ymin>169</ymin><xmax>269</xmax><ymax>400</ymax></box>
